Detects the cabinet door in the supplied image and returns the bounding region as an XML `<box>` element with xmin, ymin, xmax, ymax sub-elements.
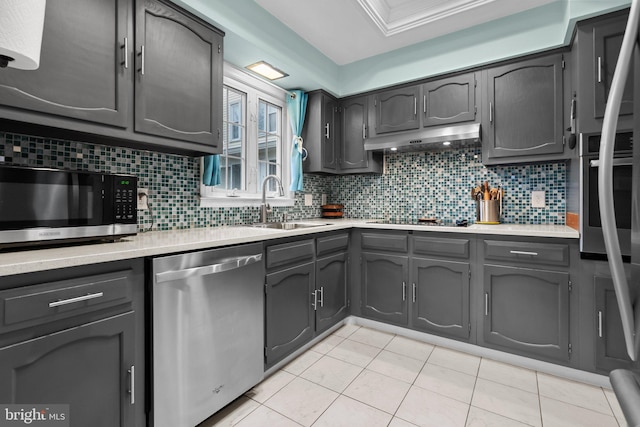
<box><xmin>483</xmin><ymin>54</ymin><xmax>564</xmax><ymax>163</ymax></box>
<box><xmin>316</xmin><ymin>252</ymin><xmax>348</xmax><ymax>333</ymax></box>
<box><xmin>594</xmin><ymin>15</ymin><xmax>634</xmax><ymax>118</ymax></box>
<box><xmin>135</xmin><ymin>0</ymin><xmax>223</xmax><ymax>149</ymax></box>
<box><xmin>373</xmin><ymin>86</ymin><xmax>420</xmax><ymax>134</ymax></box>
<box><xmin>0</xmin><ymin>0</ymin><xmax>130</xmax><ymax>128</ymax></box>
<box><xmin>340</xmin><ymin>96</ymin><xmax>369</xmax><ymax>170</ymax></box>
<box><xmin>362</xmin><ymin>252</ymin><xmax>408</xmax><ymax>325</ymax></box>
<box><xmin>411</xmin><ymin>258</ymin><xmax>470</xmax><ymax>340</ymax></box>
<box><xmin>422</xmin><ymin>73</ymin><xmax>476</xmax><ymax>127</ymax></box>
<box><xmin>483</xmin><ymin>265</ymin><xmax>570</xmax><ymax>361</ymax></box>
<box><xmin>594</xmin><ymin>276</ymin><xmax>635</xmax><ymax>372</ymax></box>
<box><xmin>0</xmin><ymin>312</ymin><xmax>135</xmax><ymax>427</ymax></box>
<box><xmin>322</xmin><ymin>95</ymin><xmax>339</xmax><ymax>171</ymax></box>
<box><xmin>265</xmin><ymin>261</ymin><xmax>315</xmax><ymax>367</ymax></box>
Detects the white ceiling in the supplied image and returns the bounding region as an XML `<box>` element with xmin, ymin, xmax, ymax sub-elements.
<box><xmin>254</xmin><ymin>0</ymin><xmax>558</xmax><ymax>65</ymax></box>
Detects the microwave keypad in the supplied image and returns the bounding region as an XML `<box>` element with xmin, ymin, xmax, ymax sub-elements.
<box><xmin>114</xmin><ymin>180</ymin><xmax>136</xmax><ymax>223</ymax></box>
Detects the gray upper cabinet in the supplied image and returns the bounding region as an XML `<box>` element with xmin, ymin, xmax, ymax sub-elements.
<box><xmin>0</xmin><ymin>0</ymin><xmax>224</xmax><ymax>156</ymax></box>
<box><xmin>0</xmin><ymin>0</ymin><xmax>130</xmax><ymax>128</ymax></box>
<box><xmin>302</xmin><ymin>90</ymin><xmax>339</xmax><ymax>173</ymax></box>
<box><xmin>372</xmin><ymin>86</ymin><xmax>420</xmax><ymax>135</ymax></box>
<box><xmin>422</xmin><ymin>73</ymin><xmax>477</xmax><ymax>127</ymax></box>
<box><xmin>411</xmin><ymin>258</ymin><xmax>470</xmax><ymax>340</ymax></box>
<box><xmin>482</xmin><ymin>54</ymin><xmax>565</xmax><ymax>165</ymax></box>
<box><xmin>135</xmin><ymin>0</ymin><xmax>223</xmax><ymax>148</ymax></box>
<box><xmin>575</xmin><ymin>10</ymin><xmax>633</xmax><ymax>133</ymax></box>
<box><xmin>593</xmin><ymin>13</ymin><xmax>633</xmax><ymax>119</ymax></box>
<box><xmin>340</xmin><ymin>96</ymin><xmax>383</xmax><ymax>173</ymax></box>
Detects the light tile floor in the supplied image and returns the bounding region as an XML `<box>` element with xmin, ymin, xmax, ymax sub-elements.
<box><xmin>200</xmin><ymin>324</ymin><xmax>627</xmax><ymax>427</ymax></box>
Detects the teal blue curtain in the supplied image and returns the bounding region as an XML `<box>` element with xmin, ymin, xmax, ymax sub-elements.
<box><xmin>202</xmin><ymin>155</ymin><xmax>221</xmax><ymax>186</ymax></box>
<box><xmin>287</xmin><ymin>90</ymin><xmax>308</xmax><ymax>192</ymax></box>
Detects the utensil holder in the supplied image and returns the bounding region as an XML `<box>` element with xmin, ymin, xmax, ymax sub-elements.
<box><xmin>477</xmin><ymin>200</ymin><xmax>501</xmax><ymax>224</ymax></box>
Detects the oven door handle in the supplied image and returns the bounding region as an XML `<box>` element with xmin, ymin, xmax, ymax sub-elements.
<box><xmin>590</xmin><ymin>158</ymin><xmax>633</xmax><ymax>168</ymax></box>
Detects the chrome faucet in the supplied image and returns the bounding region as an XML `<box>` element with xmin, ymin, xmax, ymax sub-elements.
<box><xmin>260</xmin><ymin>175</ymin><xmax>284</xmax><ymax>223</ymax></box>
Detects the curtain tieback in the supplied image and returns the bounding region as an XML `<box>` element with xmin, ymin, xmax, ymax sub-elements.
<box><xmin>293</xmin><ymin>136</ymin><xmax>304</xmax><ymax>154</ymax></box>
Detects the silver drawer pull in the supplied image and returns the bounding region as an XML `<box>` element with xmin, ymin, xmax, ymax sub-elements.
<box><xmin>128</xmin><ymin>365</ymin><xmax>135</xmax><ymax>405</ymax></box>
<box><xmin>598</xmin><ymin>311</ymin><xmax>603</xmax><ymax>338</ymax></box>
<box><xmin>485</xmin><ymin>292</ymin><xmax>489</xmax><ymax>316</ymax></box>
<box><xmin>509</xmin><ymin>250</ymin><xmax>538</xmax><ymax>256</ymax></box>
<box><xmin>49</xmin><ymin>292</ymin><xmax>104</xmax><ymax>308</ymax></box>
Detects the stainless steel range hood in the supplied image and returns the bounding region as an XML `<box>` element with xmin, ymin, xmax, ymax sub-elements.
<box><xmin>364</xmin><ymin>123</ymin><xmax>481</xmax><ymax>152</ymax></box>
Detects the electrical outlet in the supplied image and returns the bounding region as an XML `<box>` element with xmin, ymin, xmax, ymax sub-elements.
<box><xmin>138</xmin><ymin>188</ymin><xmax>149</xmax><ymax>210</ymax></box>
<box><xmin>304</xmin><ymin>194</ymin><xmax>313</xmax><ymax>206</ymax></box>
<box><xmin>321</xmin><ymin>194</ymin><xmax>327</xmax><ymax>205</ymax></box>
<box><xmin>531</xmin><ymin>190</ymin><xmax>546</xmax><ymax>208</ymax></box>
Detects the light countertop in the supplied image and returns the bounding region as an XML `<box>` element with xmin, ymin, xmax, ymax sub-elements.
<box><xmin>0</xmin><ymin>219</ymin><xmax>579</xmax><ymax>277</ymax></box>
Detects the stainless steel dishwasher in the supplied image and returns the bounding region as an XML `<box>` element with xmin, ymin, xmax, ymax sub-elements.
<box><xmin>151</xmin><ymin>243</ymin><xmax>264</xmax><ymax>427</ymax></box>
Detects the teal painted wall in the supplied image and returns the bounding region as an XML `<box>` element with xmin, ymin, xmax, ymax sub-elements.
<box><xmin>169</xmin><ymin>0</ymin><xmax>630</xmax><ymax>96</ymax></box>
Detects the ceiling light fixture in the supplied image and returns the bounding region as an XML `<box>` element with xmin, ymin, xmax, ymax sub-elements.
<box><xmin>245</xmin><ymin>61</ymin><xmax>288</xmax><ymax>80</ymax></box>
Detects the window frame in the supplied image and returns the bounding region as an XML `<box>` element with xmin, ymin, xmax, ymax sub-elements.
<box><xmin>200</xmin><ymin>63</ymin><xmax>293</xmax><ymax>208</ymax></box>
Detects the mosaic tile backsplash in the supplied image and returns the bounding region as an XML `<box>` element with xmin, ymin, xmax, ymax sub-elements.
<box><xmin>0</xmin><ymin>132</ymin><xmax>566</xmax><ymax>231</ymax></box>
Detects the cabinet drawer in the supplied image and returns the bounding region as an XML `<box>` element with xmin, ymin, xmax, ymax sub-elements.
<box><xmin>484</xmin><ymin>240</ymin><xmax>569</xmax><ymax>266</ymax></box>
<box><xmin>413</xmin><ymin>235</ymin><xmax>470</xmax><ymax>259</ymax></box>
<box><xmin>317</xmin><ymin>233</ymin><xmax>349</xmax><ymax>257</ymax></box>
<box><xmin>0</xmin><ymin>270</ymin><xmax>133</xmax><ymax>333</ymax></box>
<box><xmin>266</xmin><ymin>239</ymin><xmax>315</xmax><ymax>269</ymax></box>
<box><xmin>361</xmin><ymin>233</ymin><xmax>408</xmax><ymax>253</ymax></box>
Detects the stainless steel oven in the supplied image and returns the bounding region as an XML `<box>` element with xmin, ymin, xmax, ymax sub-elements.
<box><xmin>580</xmin><ymin>131</ymin><xmax>634</xmax><ymax>257</ymax></box>
<box><xmin>0</xmin><ymin>165</ymin><xmax>137</xmax><ymax>248</ymax></box>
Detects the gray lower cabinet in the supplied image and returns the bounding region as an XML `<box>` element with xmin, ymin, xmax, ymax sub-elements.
<box><xmin>371</xmin><ymin>86</ymin><xmax>420</xmax><ymax>135</ymax></box>
<box><xmin>0</xmin><ymin>259</ymin><xmax>144</xmax><ymax>427</ymax></box>
<box><xmin>594</xmin><ymin>275</ymin><xmax>636</xmax><ymax>373</ymax></box>
<box><xmin>482</xmin><ymin>53</ymin><xmax>565</xmax><ymax>165</ymax></box>
<box><xmin>482</xmin><ymin>264</ymin><xmax>570</xmax><ymax>362</ymax></box>
<box><xmin>361</xmin><ymin>252</ymin><xmax>409</xmax><ymax>325</ymax></box>
<box><xmin>0</xmin><ymin>313</ymin><xmax>135</xmax><ymax>427</ymax></box>
<box><xmin>411</xmin><ymin>258</ymin><xmax>470</xmax><ymax>340</ymax></box>
<box><xmin>315</xmin><ymin>251</ymin><xmax>349</xmax><ymax>333</ymax></box>
<box><xmin>422</xmin><ymin>73</ymin><xmax>477</xmax><ymax>127</ymax></box>
<box><xmin>340</xmin><ymin>96</ymin><xmax>383</xmax><ymax>173</ymax></box>
<box><xmin>265</xmin><ymin>253</ymin><xmax>315</xmax><ymax>368</ymax></box>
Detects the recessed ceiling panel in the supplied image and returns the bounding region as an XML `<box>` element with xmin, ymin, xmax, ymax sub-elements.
<box><xmin>254</xmin><ymin>0</ymin><xmax>558</xmax><ymax>65</ymax></box>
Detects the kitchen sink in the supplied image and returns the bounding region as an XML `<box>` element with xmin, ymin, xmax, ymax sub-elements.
<box><xmin>250</xmin><ymin>222</ymin><xmax>328</xmax><ymax>230</ymax></box>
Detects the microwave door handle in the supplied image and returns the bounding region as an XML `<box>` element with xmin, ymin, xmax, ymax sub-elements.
<box><xmin>598</xmin><ymin>0</ymin><xmax>640</xmax><ymax>362</ymax></box>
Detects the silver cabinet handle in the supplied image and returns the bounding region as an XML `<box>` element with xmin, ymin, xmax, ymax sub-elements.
<box><xmin>49</xmin><ymin>292</ymin><xmax>104</xmax><ymax>308</ymax></box>
<box><xmin>318</xmin><ymin>286</ymin><xmax>324</xmax><ymax>308</ymax></box>
<box><xmin>412</xmin><ymin>283</ymin><xmax>416</xmax><ymax>303</ymax></box>
<box><xmin>509</xmin><ymin>250</ymin><xmax>538</xmax><ymax>256</ymax></box>
<box><xmin>402</xmin><ymin>282</ymin><xmax>406</xmax><ymax>301</ymax></box>
<box><xmin>598</xmin><ymin>311</ymin><xmax>603</xmax><ymax>338</ymax></box>
<box><xmin>121</xmin><ymin>37</ymin><xmax>129</xmax><ymax>69</ymax></box>
<box><xmin>597</xmin><ymin>56</ymin><xmax>602</xmax><ymax>83</ymax></box>
<box><xmin>128</xmin><ymin>366</ymin><xmax>135</xmax><ymax>405</ymax></box>
<box><xmin>423</xmin><ymin>95</ymin><xmax>426</xmax><ymax>114</ymax></box>
<box><xmin>155</xmin><ymin>254</ymin><xmax>262</xmax><ymax>283</ymax></box>
<box><xmin>414</xmin><ymin>97</ymin><xmax>417</xmax><ymax>116</ymax></box>
<box><xmin>484</xmin><ymin>292</ymin><xmax>489</xmax><ymax>316</ymax></box>
<box><xmin>489</xmin><ymin>102</ymin><xmax>493</xmax><ymax>123</ymax></box>
<box><xmin>362</xmin><ymin>123</ymin><xmax>366</xmax><ymax>140</ymax></box>
<box><xmin>138</xmin><ymin>45</ymin><xmax>145</xmax><ymax>75</ymax></box>
<box><xmin>590</xmin><ymin>158</ymin><xmax>633</xmax><ymax>168</ymax></box>
<box><xmin>311</xmin><ymin>290</ymin><xmax>317</xmax><ymax>310</ymax></box>
<box><xmin>325</xmin><ymin>123</ymin><xmax>330</xmax><ymax>139</ymax></box>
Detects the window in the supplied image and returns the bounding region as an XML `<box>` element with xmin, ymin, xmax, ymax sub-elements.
<box><xmin>201</xmin><ymin>64</ymin><xmax>292</xmax><ymax>207</ymax></box>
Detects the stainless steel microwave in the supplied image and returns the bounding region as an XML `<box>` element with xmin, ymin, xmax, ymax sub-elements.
<box><xmin>0</xmin><ymin>165</ymin><xmax>137</xmax><ymax>248</ymax></box>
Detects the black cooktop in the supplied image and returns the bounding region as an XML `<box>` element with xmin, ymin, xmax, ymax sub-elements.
<box><xmin>367</xmin><ymin>219</ymin><xmax>467</xmax><ymax>227</ymax></box>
